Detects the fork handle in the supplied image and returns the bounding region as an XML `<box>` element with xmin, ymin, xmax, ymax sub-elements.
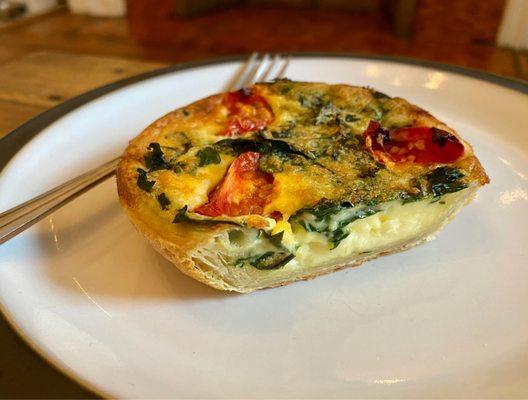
<box><xmin>0</xmin><ymin>157</ymin><xmax>120</xmax><ymax>245</ymax></box>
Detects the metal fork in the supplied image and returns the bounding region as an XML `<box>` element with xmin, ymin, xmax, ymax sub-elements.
<box><xmin>0</xmin><ymin>53</ymin><xmax>290</xmax><ymax>245</ymax></box>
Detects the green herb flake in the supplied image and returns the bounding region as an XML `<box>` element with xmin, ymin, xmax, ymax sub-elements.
<box><xmin>157</xmin><ymin>193</ymin><xmax>171</xmax><ymax>210</ymax></box>
<box><xmin>373</xmin><ymin>91</ymin><xmax>390</xmax><ymax>99</ymax></box>
<box><xmin>315</xmin><ymin>102</ymin><xmax>338</xmax><ymax>125</ymax></box>
<box><xmin>235</xmin><ymin>251</ymin><xmax>294</xmax><ymax>270</ymax></box>
<box><xmin>345</xmin><ymin>114</ymin><xmax>360</xmax><ymax>123</ymax></box>
<box><xmin>427</xmin><ymin>167</ymin><xmax>468</xmax><ymax>197</ymax></box>
<box><xmin>279</xmin><ymin>84</ymin><xmax>293</xmax><ymax>94</ymax></box>
<box><xmin>172</xmin><ymin>205</ymin><xmax>188</xmax><ymax>223</ymax></box>
<box><xmin>197</xmin><ymin>146</ymin><xmax>221</xmax><ymax>167</ymax></box>
<box><xmin>136</xmin><ymin>168</ymin><xmax>155</xmax><ymax>192</ymax></box>
<box><xmin>173</xmin><ymin>161</ymin><xmax>186</xmax><ymax>173</ymax></box>
<box><xmin>145</xmin><ymin>142</ymin><xmax>171</xmax><ymax>171</ymax></box>
<box><xmin>215</xmin><ymin>137</ymin><xmax>310</xmax><ymax>162</ymax></box>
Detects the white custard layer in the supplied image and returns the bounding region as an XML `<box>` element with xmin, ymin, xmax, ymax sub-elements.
<box><xmin>206</xmin><ymin>188</ymin><xmax>475</xmax><ymax>291</ymax></box>
<box><xmin>292</xmin><ymin>188</ymin><xmax>472</xmax><ymax>268</ymax></box>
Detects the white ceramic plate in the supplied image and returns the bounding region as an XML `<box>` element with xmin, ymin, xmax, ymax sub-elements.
<box><xmin>1</xmin><ymin>56</ymin><xmax>528</xmax><ymax>398</ymax></box>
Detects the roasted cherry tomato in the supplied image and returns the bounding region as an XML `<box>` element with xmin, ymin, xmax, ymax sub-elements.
<box><xmin>194</xmin><ymin>151</ymin><xmax>274</xmax><ymax>217</ymax></box>
<box><xmin>220</xmin><ymin>88</ymin><xmax>274</xmax><ymax>136</ymax></box>
<box><xmin>270</xmin><ymin>211</ymin><xmax>283</xmax><ymax>221</ymax></box>
<box><xmin>364</xmin><ymin>121</ymin><xmax>464</xmax><ymax>164</ymax></box>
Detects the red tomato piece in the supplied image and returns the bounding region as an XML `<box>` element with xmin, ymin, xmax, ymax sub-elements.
<box><xmin>194</xmin><ymin>151</ymin><xmax>274</xmax><ymax>217</ymax></box>
<box><xmin>364</xmin><ymin>121</ymin><xmax>464</xmax><ymax>164</ymax></box>
<box><xmin>270</xmin><ymin>211</ymin><xmax>283</xmax><ymax>221</ymax></box>
<box><xmin>220</xmin><ymin>88</ymin><xmax>274</xmax><ymax>136</ymax></box>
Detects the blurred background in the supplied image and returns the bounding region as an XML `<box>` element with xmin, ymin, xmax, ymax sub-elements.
<box><xmin>0</xmin><ymin>0</ymin><xmax>527</xmax><ymax>140</ymax></box>
<box><xmin>1</xmin><ymin>0</ymin><xmax>527</xmax><ymax>69</ymax></box>
<box><xmin>0</xmin><ymin>0</ymin><xmax>527</xmax><ymax>398</ymax></box>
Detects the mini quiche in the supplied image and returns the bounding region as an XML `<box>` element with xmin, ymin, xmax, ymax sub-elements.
<box><xmin>117</xmin><ymin>80</ymin><xmax>489</xmax><ymax>292</ymax></box>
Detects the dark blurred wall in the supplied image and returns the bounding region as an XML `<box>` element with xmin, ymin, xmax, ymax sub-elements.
<box><xmin>416</xmin><ymin>0</ymin><xmax>505</xmax><ymax>45</ymax></box>
<box><xmin>126</xmin><ymin>0</ymin><xmax>506</xmax><ymax>55</ymax></box>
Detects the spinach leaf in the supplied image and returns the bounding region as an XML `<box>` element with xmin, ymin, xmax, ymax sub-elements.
<box><xmin>172</xmin><ymin>205</ymin><xmax>189</xmax><ymax>223</ymax></box>
<box><xmin>292</xmin><ymin>200</ymin><xmax>380</xmax><ymax>248</ymax></box>
<box><xmin>157</xmin><ymin>193</ymin><xmax>171</xmax><ymax>210</ymax></box>
<box><xmin>306</xmin><ymin>201</ymin><xmax>350</xmax><ymax>221</ymax></box>
<box><xmin>373</xmin><ymin>91</ymin><xmax>390</xmax><ymax>99</ymax></box>
<box><xmin>327</xmin><ymin>207</ymin><xmax>378</xmax><ymax>246</ymax></box>
<box><xmin>344</xmin><ymin>114</ymin><xmax>360</xmax><ymax>123</ymax></box>
<box><xmin>235</xmin><ymin>251</ymin><xmax>294</xmax><ymax>270</ymax></box>
<box><xmin>215</xmin><ymin>137</ymin><xmax>306</xmax><ymax>160</ymax></box>
<box><xmin>270</xmin><ymin>78</ymin><xmax>294</xmax><ymax>94</ymax></box>
<box><xmin>136</xmin><ymin>168</ymin><xmax>155</xmax><ymax>192</ymax></box>
<box><xmin>215</xmin><ymin>137</ymin><xmax>334</xmax><ymax>174</ymax></box>
<box><xmin>427</xmin><ymin>167</ymin><xmax>467</xmax><ymax>197</ymax></box>
<box><xmin>234</xmin><ymin>229</ymin><xmax>293</xmax><ymax>270</ymax></box>
<box><xmin>172</xmin><ymin>205</ymin><xmax>239</xmax><ymax>226</ymax></box>
<box><xmin>279</xmin><ymin>83</ymin><xmax>293</xmax><ymax>94</ymax></box>
<box><xmin>197</xmin><ymin>146</ymin><xmax>221</xmax><ymax>167</ymax></box>
<box><xmin>145</xmin><ymin>142</ymin><xmax>171</xmax><ymax>171</ymax></box>
<box><xmin>214</xmin><ymin>138</ymin><xmax>257</xmax><ymax>154</ymax></box>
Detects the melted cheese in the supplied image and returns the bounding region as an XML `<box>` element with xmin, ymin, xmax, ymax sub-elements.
<box><xmin>264</xmin><ymin>171</ymin><xmax>336</xmax><ymax>219</ymax></box>
<box><xmin>160</xmin><ymin>109</ymin><xmax>229</xmax><ymax>145</ymax></box>
<box><xmin>156</xmin><ymin>155</ymin><xmax>233</xmax><ymax>209</ymax></box>
<box><xmin>265</xmin><ymin>92</ymin><xmax>305</xmax><ymax>130</ymax></box>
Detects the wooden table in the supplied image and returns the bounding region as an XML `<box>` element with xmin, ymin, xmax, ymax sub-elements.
<box><xmin>0</xmin><ymin>51</ymin><xmax>165</xmax><ymax>139</ymax></box>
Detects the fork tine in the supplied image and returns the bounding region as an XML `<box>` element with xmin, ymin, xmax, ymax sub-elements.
<box><xmin>229</xmin><ymin>53</ymin><xmax>290</xmax><ymax>91</ymax></box>
<box><xmin>259</xmin><ymin>53</ymin><xmax>279</xmax><ymax>83</ymax></box>
<box><xmin>228</xmin><ymin>52</ymin><xmax>259</xmax><ymax>91</ymax></box>
<box><xmin>239</xmin><ymin>54</ymin><xmax>266</xmax><ymax>88</ymax></box>
<box><xmin>252</xmin><ymin>53</ymin><xmax>271</xmax><ymax>83</ymax></box>
<box><xmin>275</xmin><ymin>56</ymin><xmax>290</xmax><ymax>80</ymax></box>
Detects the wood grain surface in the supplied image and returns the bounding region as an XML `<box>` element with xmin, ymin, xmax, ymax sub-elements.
<box><xmin>0</xmin><ymin>100</ymin><xmax>45</xmax><ymax>138</ymax></box>
<box><xmin>0</xmin><ymin>51</ymin><xmax>164</xmax><ymax>109</ymax></box>
<box><xmin>0</xmin><ymin>51</ymin><xmax>163</xmax><ymax>138</ymax></box>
